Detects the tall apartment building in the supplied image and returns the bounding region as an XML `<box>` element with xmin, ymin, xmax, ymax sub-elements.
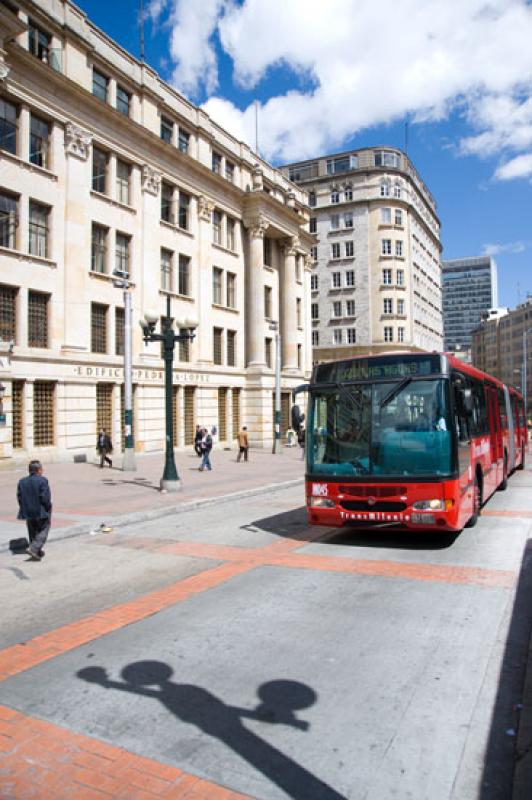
<box><xmin>472</xmin><ymin>298</ymin><xmax>532</xmax><ymax>413</ymax></box>
<box><xmin>0</xmin><ymin>0</ymin><xmax>313</xmax><ymax>465</ymax></box>
<box><xmin>281</xmin><ymin>147</ymin><xmax>443</xmax><ymax>361</ymax></box>
<box><xmin>442</xmin><ymin>256</ymin><xmax>498</xmax><ymax>358</ymax></box>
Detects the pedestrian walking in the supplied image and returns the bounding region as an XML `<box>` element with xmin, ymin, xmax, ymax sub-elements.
<box><xmin>237</xmin><ymin>426</ymin><xmax>249</xmax><ymax>462</ymax></box>
<box><xmin>199</xmin><ymin>427</ymin><xmax>213</xmax><ymax>471</ymax></box>
<box><xmin>17</xmin><ymin>460</ymin><xmax>52</xmax><ymax>561</ymax></box>
<box><xmin>96</xmin><ymin>427</ymin><xmax>113</xmax><ymax>468</ymax></box>
<box><xmin>194</xmin><ymin>424</ymin><xmax>203</xmax><ymax>457</ymax></box>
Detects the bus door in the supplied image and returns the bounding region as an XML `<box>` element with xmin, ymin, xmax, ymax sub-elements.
<box><xmin>452</xmin><ymin>374</ymin><xmax>472</xmax><ymax>502</ymax></box>
<box><xmin>485</xmin><ymin>384</ymin><xmax>501</xmax><ymax>492</ymax></box>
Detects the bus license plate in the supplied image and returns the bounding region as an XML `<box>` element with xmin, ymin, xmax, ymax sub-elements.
<box><xmin>412</xmin><ymin>513</ymin><xmax>435</xmax><ymax>524</ymax></box>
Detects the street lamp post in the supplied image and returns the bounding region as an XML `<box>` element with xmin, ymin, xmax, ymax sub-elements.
<box><xmin>139</xmin><ymin>296</ymin><xmax>197</xmax><ymax>491</ymax></box>
<box><xmin>269</xmin><ymin>321</ymin><xmax>282</xmax><ymax>454</ymax></box>
<box><xmin>113</xmin><ymin>269</ymin><xmax>136</xmax><ymax>472</ymax></box>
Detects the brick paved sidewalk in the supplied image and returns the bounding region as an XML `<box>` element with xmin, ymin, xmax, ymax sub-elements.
<box><xmin>0</xmin><ymin>445</ymin><xmax>305</xmax><ymax>548</ymax></box>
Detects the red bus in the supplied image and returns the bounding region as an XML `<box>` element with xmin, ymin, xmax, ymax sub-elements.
<box><xmin>301</xmin><ymin>352</ymin><xmax>527</xmax><ymax>532</ymax></box>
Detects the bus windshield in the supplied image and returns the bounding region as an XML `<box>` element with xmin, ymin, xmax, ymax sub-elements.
<box><xmin>307</xmin><ymin>377</ymin><xmax>453</xmax><ymax>478</ymax></box>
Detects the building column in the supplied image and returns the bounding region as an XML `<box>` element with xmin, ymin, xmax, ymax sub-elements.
<box><xmin>280</xmin><ymin>237</ymin><xmax>299</xmax><ymax>372</ymax></box>
<box><xmin>245</xmin><ymin>217</ymin><xmax>268</xmax><ymax>368</ymax></box>
<box><xmin>197</xmin><ymin>196</ymin><xmax>215</xmax><ymax>364</ymax></box>
<box><xmin>303</xmin><ymin>255</ymin><xmax>313</xmax><ymax>378</ymax></box>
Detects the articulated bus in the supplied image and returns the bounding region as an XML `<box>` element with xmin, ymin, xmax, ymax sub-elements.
<box><xmin>300</xmin><ymin>352</ymin><xmax>527</xmax><ymax>532</ymax></box>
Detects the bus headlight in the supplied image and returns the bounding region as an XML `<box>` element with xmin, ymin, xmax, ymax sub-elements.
<box><xmin>309</xmin><ymin>497</ymin><xmax>336</xmax><ymax>508</ymax></box>
<box><xmin>412</xmin><ymin>499</ymin><xmax>454</xmax><ymax>511</ymax></box>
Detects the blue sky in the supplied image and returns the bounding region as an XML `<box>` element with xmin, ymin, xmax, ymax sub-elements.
<box><xmin>78</xmin><ymin>0</ymin><xmax>531</xmax><ymax>309</ymax></box>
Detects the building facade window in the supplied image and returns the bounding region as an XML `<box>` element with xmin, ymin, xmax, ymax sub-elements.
<box><xmin>226</xmin><ymin>217</ymin><xmax>235</xmax><ymax>251</ymax></box>
<box><xmin>161</xmin><ymin>248</ymin><xmax>173</xmax><ymax>291</ymax></box>
<box><xmin>345</xmin><ymin>241</ymin><xmax>354</xmax><ymax>257</ymax></box>
<box><xmin>344</xmin><ymin>212</ymin><xmax>353</xmax><ymax>229</ymax></box>
<box><xmin>115</xmin><ymin>233</ymin><xmax>130</xmax><ymax>277</ymax></box>
<box><xmin>393</xmin><ymin>183</ymin><xmax>402</xmax><ymax>199</ymax></box>
<box><xmin>375</xmin><ymin>150</ymin><xmax>400</xmax><ymax>168</ymax></box>
<box><xmin>226</xmin><ymin>272</ymin><xmax>236</xmax><ymax>308</ymax></box>
<box><xmin>333</xmin><ymin>328</ymin><xmax>343</xmax><ymax>345</ymax></box>
<box><xmin>395</xmin><ymin>240</ymin><xmax>403</xmax><ymax>257</ymax></box>
<box><xmin>29</xmin><ymin>201</ymin><xmax>49</xmax><ymax>258</ymax></box>
<box><xmin>225</xmin><ymin>160</ymin><xmax>235</xmax><ymax>181</ymax></box>
<box><xmin>332</xmin><ymin>301</ymin><xmax>342</xmax><ymax>318</ymax></box>
<box><xmin>397</xmin><ymin>326</ymin><xmax>405</xmax><ymax>342</ymax></box>
<box><xmin>265</xmin><ymin>337</ymin><xmax>272</xmax><ymax>368</ymax></box>
<box><xmin>0</xmin><ymin>284</ymin><xmax>17</xmax><ymax>342</ymax></box>
<box><xmin>332</xmin><ymin>272</ymin><xmax>341</xmax><ymax>288</ymax></box>
<box><xmin>91</xmin><ymin>224</ymin><xmax>107</xmax><ymax>273</ymax></box>
<box><xmin>161</xmin><ymin>116</ymin><xmax>173</xmax><ymax>143</ymax></box>
<box><xmin>346</xmin><ymin>271</ymin><xmax>355</xmax><ymax>288</ymax></box>
<box><xmin>264</xmin><ymin>285</ymin><xmax>272</xmax><ymax>319</ymax></box>
<box><xmin>310</xmin><ymin>245</ymin><xmax>318</xmax><ymax>260</ymax></box>
<box><xmin>92</xmin><ymin>68</ymin><xmax>108</xmax><ymax>102</ymax></box>
<box><xmin>263</xmin><ymin>237</ymin><xmax>272</xmax><ymax>266</ymax></box>
<box><xmin>347</xmin><ymin>328</ymin><xmax>356</xmax><ymax>344</ymax></box>
<box><xmin>212</xmin><ymin>210</ymin><xmax>222</xmax><ymax>245</ymax></box>
<box><xmin>179</xmin><ymin>330</ymin><xmax>190</xmax><ymax>362</ymax></box>
<box><xmin>161</xmin><ymin>182</ymin><xmax>174</xmax><ymax>223</ymax></box>
<box><xmin>384</xmin><ymin>326</ymin><xmax>394</xmax><ymax>342</ymax></box>
<box><xmin>395</xmin><ymin>208</ymin><xmax>403</xmax><ymax>225</ymax></box>
<box><xmin>383</xmin><ymin>298</ymin><xmax>393</xmax><ymax>315</ymax></box>
<box><xmin>296</xmin><ymin>297</ymin><xmax>302</xmax><ymax>327</ymax></box>
<box><xmin>382</xmin><ymin>268</ymin><xmax>392</xmax><ymax>285</ymax></box>
<box><xmin>91</xmin><ymin>303</ymin><xmax>108</xmax><ymax>353</ymax></box>
<box><xmin>397</xmin><ymin>269</ymin><xmax>404</xmax><ymax>286</ymax></box>
<box><xmin>115</xmin><ymin>307</ymin><xmax>124</xmax><ymax>355</ymax></box>
<box><xmin>92</xmin><ymin>147</ymin><xmax>108</xmax><ymax>193</ymax></box>
<box><xmin>213</xmin><ymin>327</ymin><xmax>223</xmax><ymax>364</ymax></box>
<box><xmin>33</xmin><ymin>382</ymin><xmax>55</xmax><ymax>446</ymax></box>
<box><xmin>344</xmin><ymin>187</ymin><xmax>353</xmax><ymax>201</ymax></box>
<box><xmin>30</xmin><ymin>115</ymin><xmax>50</xmax><ymax>169</ymax></box>
<box><xmin>11</xmin><ymin>380</ymin><xmax>24</xmax><ymax>449</ymax></box>
<box><xmin>213</xmin><ymin>267</ymin><xmax>223</xmax><ymax>305</ymax></box>
<box><xmin>0</xmin><ymin>192</ymin><xmax>17</xmax><ymax>249</ymax></box>
<box><xmin>311</xmin><ymin>303</ymin><xmax>319</xmax><ymax>320</ymax></box>
<box><xmin>331</xmin><ymin>190</ymin><xmax>340</xmax><ymax>204</ymax></box>
<box><xmin>312</xmin><ymin>330</ymin><xmax>319</xmax><ymax>346</ymax></box>
<box><xmin>178</xmin><ymin>127</ymin><xmax>190</xmax><ymax>153</ymax></box>
<box><xmin>397</xmin><ymin>298</ymin><xmax>405</xmax><ymax>315</ymax></box>
<box><xmin>0</xmin><ymin>99</ymin><xmax>17</xmax><ymax>155</ymax></box>
<box><xmin>381</xmin><ymin>207</ymin><xmax>392</xmax><ymax>224</ymax></box>
<box><xmin>227</xmin><ymin>330</ymin><xmax>236</xmax><ymax>366</ymax></box>
<box><xmin>327</xmin><ymin>154</ymin><xmax>357</xmax><ymax>174</ymax></box>
<box><xmin>212</xmin><ymin>151</ymin><xmax>222</xmax><ymax>174</ymax></box>
<box><xmin>311</xmin><ymin>274</ymin><xmax>318</xmax><ymax>290</ymax></box>
<box><xmin>178</xmin><ymin>255</ymin><xmax>190</xmax><ymax>296</ymax></box>
<box><xmin>381</xmin><ymin>239</ymin><xmax>392</xmax><ymax>256</ymax></box>
<box><xmin>330</xmin><ymin>214</ymin><xmax>340</xmax><ymax>230</ymax></box>
<box><xmin>116</xmin><ymin>85</ymin><xmax>130</xmax><ymax>116</ymax></box>
<box><xmin>308</xmin><ymin>191</ymin><xmax>316</xmax><ymax>206</ymax></box>
<box><xmin>346</xmin><ymin>299</ymin><xmax>356</xmax><ymax>316</ymax></box>
<box><xmin>298</xmin><ymin>344</ymin><xmax>302</xmax><ymax>370</ymax></box>
<box><xmin>28</xmin><ymin>20</ymin><xmax>51</xmax><ymax>63</ymax></box>
<box><xmin>116</xmin><ymin>160</ymin><xmax>130</xmax><ymax>205</ymax></box>
<box><xmin>331</xmin><ymin>243</ymin><xmax>340</xmax><ymax>259</ymax></box>
<box><xmin>380</xmin><ymin>181</ymin><xmax>390</xmax><ymax>197</ymax></box>
<box><xmin>309</xmin><ymin>217</ymin><xmax>317</xmax><ymax>233</ymax></box>
<box><xmin>179</xmin><ymin>192</ymin><xmax>190</xmax><ymax>229</ymax></box>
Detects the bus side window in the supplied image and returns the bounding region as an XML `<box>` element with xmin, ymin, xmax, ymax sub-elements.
<box><xmin>469</xmin><ymin>378</ymin><xmax>487</xmax><ymax>437</ymax></box>
<box><xmin>498</xmin><ymin>389</ymin><xmax>508</xmax><ymax>429</ymax></box>
<box><xmin>452</xmin><ymin>377</ymin><xmax>470</xmax><ymax>443</ymax></box>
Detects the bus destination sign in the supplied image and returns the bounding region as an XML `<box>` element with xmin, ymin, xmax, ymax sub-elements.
<box><xmin>314</xmin><ymin>354</ymin><xmax>442</xmax><ymax>383</ymax></box>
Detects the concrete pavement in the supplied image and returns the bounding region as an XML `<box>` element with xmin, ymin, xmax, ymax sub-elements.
<box><xmin>0</xmin><ymin>445</ymin><xmax>305</xmax><ymax>552</ymax></box>
<box><xmin>1</xmin><ymin>459</ymin><xmax>532</xmax><ymax>798</ymax></box>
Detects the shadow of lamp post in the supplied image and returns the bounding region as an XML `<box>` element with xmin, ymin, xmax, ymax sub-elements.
<box><xmin>139</xmin><ymin>297</ymin><xmax>197</xmax><ymax>492</ymax></box>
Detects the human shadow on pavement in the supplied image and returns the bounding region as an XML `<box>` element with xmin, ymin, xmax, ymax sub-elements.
<box><xmin>100</xmin><ymin>477</ymin><xmax>161</xmax><ymax>492</ymax></box>
<box><xmin>77</xmin><ymin>660</ymin><xmax>347</xmax><ymax>800</ymax></box>
<box><xmin>246</xmin><ymin>507</ymin><xmax>458</xmax><ymax>550</ymax></box>
<box><xmin>480</xmin><ymin>538</ymin><xmax>532</xmax><ymax>800</ymax></box>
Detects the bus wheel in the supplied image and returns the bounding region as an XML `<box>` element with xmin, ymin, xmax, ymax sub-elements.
<box><xmin>517</xmin><ymin>444</ymin><xmax>525</xmax><ymax>471</ymax></box>
<box><xmin>466</xmin><ymin>476</ymin><xmax>482</xmax><ymax>528</ymax></box>
<box><xmin>498</xmin><ymin>454</ymin><xmax>508</xmax><ymax>491</ymax></box>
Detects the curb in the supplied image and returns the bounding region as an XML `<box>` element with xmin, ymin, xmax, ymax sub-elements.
<box><xmin>1</xmin><ymin>477</ymin><xmax>304</xmax><ymax>553</ymax></box>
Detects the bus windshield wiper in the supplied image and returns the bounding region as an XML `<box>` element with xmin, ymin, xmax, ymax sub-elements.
<box><xmin>336</xmin><ymin>382</ymin><xmax>363</xmax><ymax>410</ymax></box>
<box><xmin>380</xmin><ymin>376</ymin><xmax>412</xmax><ymax>408</ymax></box>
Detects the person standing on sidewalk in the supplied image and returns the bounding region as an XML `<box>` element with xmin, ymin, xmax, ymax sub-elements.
<box><xmin>237</xmin><ymin>426</ymin><xmax>249</xmax><ymax>463</ymax></box>
<box><xmin>96</xmin><ymin>427</ymin><xmax>113</xmax><ymax>468</ymax></box>
<box><xmin>199</xmin><ymin>427</ymin><xmax>213</xmax><ymax>471</ymax></box>
<box><xmin>17</xmin><ymin>460</ymin><xmax>52</xmax><ymax>561</ymax></box>
<box><xmin>194</xmin><ymin>424</ymin><xmax>203</xmax><ymax>457</ymax></box>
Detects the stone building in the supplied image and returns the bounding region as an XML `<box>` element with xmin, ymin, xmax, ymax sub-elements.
<box><xmin>0</xmin><ymin>0</ymin><xmax>313</xmax><ymax>465</ymax></box>
<box><xmin>281</xmin><ymin>147</ymin><xmax>443</xmax><ymax>362</ymax></box>
<box><xmin>472</xmin><ymin>298</ymin><xmax>532</xmax><ymax>413</ymax></box>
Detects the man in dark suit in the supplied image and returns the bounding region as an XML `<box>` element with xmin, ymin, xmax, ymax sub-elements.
<box><xmin>96</xmin><ymin>427</ymin><xmax>113</xmax><ymax>468</ymax></box>
<box><xmin>17</xmin><ymin>460</ymin><xmax>52</xmax><ymax>561</ymax></box>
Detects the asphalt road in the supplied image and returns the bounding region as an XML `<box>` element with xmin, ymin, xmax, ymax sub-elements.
<box><xmin>1</xmin><ymin>470</ymin><xmax>532</xmax><ymax>800</ymax></box>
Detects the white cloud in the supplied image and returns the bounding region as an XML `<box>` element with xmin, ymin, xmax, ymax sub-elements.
<box><xmin>481</xmin><ymin>241</ymin><xmax>527</xmax><ymax>256</ymax></box>
<box><xmin>157</xmin><ymin>0</ymin><xmax>532</xmax><ymax>174</ymax></box>
<box><xmin>494</xmin><ymin>153</ymin><xmax>532</xmax><ymax>181</ymax></box>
